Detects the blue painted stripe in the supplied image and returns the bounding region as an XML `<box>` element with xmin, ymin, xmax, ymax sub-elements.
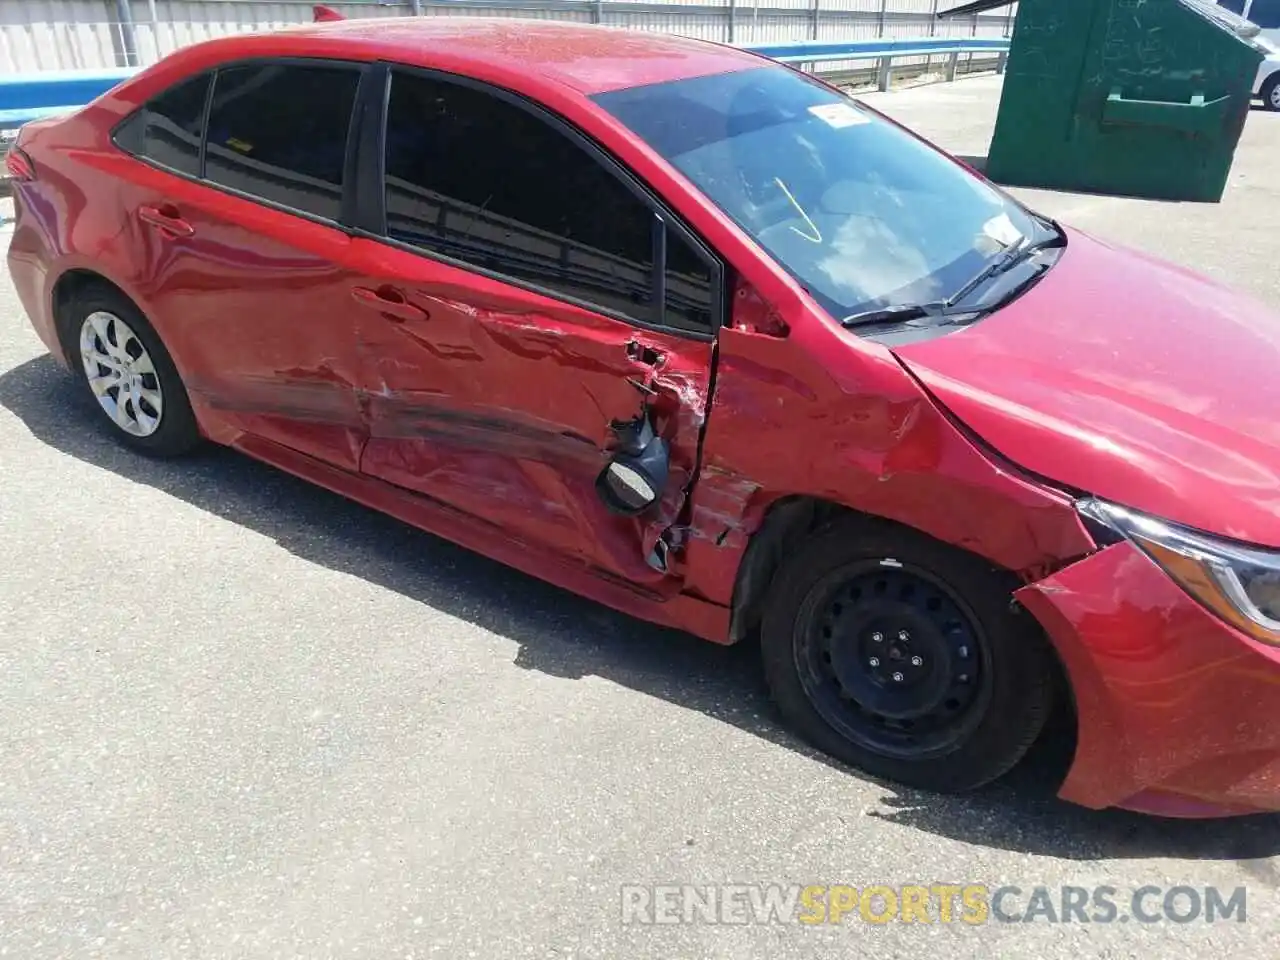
<box><xmin>0</xmin><ymin>68</ymin><xmax>136</xmax><ymax>112</ymax></box>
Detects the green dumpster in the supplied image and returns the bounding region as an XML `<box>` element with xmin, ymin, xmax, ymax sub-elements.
<box><xmin>942</xmin><ymin>0</ymin><xmax>1265</xmax><ymax>202</ymax></box>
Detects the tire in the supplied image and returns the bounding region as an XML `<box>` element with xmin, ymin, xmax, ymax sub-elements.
<box><xmin>760</xmin><ymin>516</ymin><xmax>1053</xmax><ymax>793</ymax></box>
<box><xmin>63</xmin><ymin>284</ymin><xmax>201</xmax><ymax>457</ymax></box>
<box><xmin>1263</xmin><ymin>73</ymin><xmax>1280</xmax><ymax>112</ymax></box>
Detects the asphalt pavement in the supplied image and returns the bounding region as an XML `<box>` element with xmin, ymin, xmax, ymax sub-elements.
<box><xmin>2</xmin><ymin>74</ymin><xmax>1279</xmax><ymax>959</ymax></box>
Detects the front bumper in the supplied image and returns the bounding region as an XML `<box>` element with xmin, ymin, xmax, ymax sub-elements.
<box><xmin>1018</xmin><ymin>541</ymin><xmax>1280</xmax><ymax>818</ymax></box>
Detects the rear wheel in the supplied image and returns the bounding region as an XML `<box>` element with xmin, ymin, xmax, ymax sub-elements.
<box><xmin>64</xmin><ymin>285</ymin><xmax>201</xmax><ymax>457</ymax></box>
<box><xmin>1263</xmin><ymin>73</ymin><xmax>1280</xmax><ymax>112</ymax></box>
<box><xmin>760</xmin><ymin>517</ymin><xmax>1053</xmax><ymax>792</ymax></box>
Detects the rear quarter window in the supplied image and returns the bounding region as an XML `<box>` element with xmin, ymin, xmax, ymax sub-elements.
<box><xmin>114</xmin><ymin>72</ymin><xmax>212</xmax><ymax>177</ymax></box>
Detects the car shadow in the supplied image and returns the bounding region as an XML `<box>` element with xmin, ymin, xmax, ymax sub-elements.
<box><xmin>4</xmin><ymin>352</ymin><xmax>1280</xmax><ymax>869</ymax></box>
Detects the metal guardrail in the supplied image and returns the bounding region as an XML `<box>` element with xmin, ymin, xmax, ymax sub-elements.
<box><xmin>0</xmin><ymin>36</ymin><xmax>1010</xmax><ymax>136</ymax></box>
<box><xmin>747</xmin><ymin>36</ymin><xmax>1009</xmax><ymax>61</ymax></box>
<box><xmin>746</xmin><ymin>36</ymin><xmax>1009</xmax><ymax>90</ymax></box>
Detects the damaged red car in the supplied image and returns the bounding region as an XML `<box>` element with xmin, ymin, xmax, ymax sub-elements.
<box><xmin>9</xmin><ymin>19</ymin><xmax>1280</xmax><ymax>818</ymax></box>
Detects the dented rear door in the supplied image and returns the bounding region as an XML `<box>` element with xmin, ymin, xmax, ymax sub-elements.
<box><xmin>117</xmin><ymin>59</ymin><xmax>370</xmax><ymax>471</ymax></box>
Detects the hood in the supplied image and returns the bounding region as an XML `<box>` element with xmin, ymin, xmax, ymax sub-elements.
<box><xmin>893</xmin><ymin>227</ymin><xmax>1280</xmax><ymax>549</ymax></box>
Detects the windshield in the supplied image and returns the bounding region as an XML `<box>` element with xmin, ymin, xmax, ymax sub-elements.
<box><xmin>594</xmin><ymin>67</ymin><xmax>1039</xmax><ymax>322</ymax></box>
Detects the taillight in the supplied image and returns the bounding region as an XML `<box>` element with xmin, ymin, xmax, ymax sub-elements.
<box><xmin>4</xmin><ymin>146</ymin><xmax>35</xmax><ymax>181</ymax></box>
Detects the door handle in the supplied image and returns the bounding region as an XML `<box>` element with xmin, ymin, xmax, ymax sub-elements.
<box><xmin>351</xmin><ymin>286</ymin><xmax>429</xmax><ymax>323</ymax></box>
<box><xmin>626</xmin><ymin>339</ymin><xmax>665</xmax><ymax>368</ymax></box>
<box><xmin>137</xmin><ymin>203</ymin><xmax>194</xmax><ymax>238</ymax></box>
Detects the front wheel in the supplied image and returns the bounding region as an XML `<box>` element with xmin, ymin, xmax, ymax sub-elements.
<box><xmin>760</xmin><ymin>517</ymin><xmax>1054</xmax><ymax>793</ymax></box>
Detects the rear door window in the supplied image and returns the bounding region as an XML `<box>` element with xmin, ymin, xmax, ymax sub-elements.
<box><xmin>204</xmin><ymin>62</ymin><xmax>360</xmax><ymax>222</ymax></box>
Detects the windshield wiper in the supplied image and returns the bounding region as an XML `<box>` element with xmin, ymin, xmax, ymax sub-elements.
<box><xmin>839</xmin><ymin>300</ymin><xmax>958</xmax><ymax>327</ymax></box>
<box><xmin>942</xmin><ymin>234</ymin><xmax>1037</xmax><ymax>309</ymax></box>
<box><xmin>840</xmin><ymin>226</ymin><xmax>1064</xmax><ymax>329</ymax></box>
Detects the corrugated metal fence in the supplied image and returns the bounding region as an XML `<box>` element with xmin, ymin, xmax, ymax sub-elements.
<box><xmin>0</xmin><ymin>0</ymin><xmax>1015</xmax><ymax>74</ymax></box>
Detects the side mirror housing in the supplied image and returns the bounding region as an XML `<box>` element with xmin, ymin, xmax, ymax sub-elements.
<box><xmin>595</xmin><ymin>416</ymin><xmax>670</xmax><ymax>515</ymax></box>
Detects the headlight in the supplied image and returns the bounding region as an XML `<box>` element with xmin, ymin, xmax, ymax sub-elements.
<box><xmin>1078</xmin><ymin>497</ymin><xmax>1280</xmax><ymax>645</ymax></box>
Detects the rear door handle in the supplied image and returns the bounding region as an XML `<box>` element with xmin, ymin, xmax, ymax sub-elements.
<box><xmin>351</xmin><ymin>286</ymin><xmax>429</xmax><ymax>323</ymax></box>
<box><xmin>137</xmin><ymin>203</ymin><xmax>194</xmax><ymax>238</ymax></box>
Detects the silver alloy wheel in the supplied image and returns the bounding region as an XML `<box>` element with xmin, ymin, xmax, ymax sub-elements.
<box><xmin>78</xmin><ymin>310</ymin><xmax>164</xmax><ymax>437</ymax></box>
<box><xmin>1271</xmin><ymin>83</ymin><xmax>1280</xmax><ymax>110</ymax></box>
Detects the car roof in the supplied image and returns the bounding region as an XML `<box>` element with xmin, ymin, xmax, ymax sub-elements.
<box><xmin>234</xmin><ymin>17</ymin><xmax>765</xmax><ymax>95</ymax></box>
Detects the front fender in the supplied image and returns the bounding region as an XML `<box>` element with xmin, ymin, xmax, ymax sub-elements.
<box><xmin>680</xmin><ymin>320</ymin><xmax>1096</xmax><ymax>614</ymax></box>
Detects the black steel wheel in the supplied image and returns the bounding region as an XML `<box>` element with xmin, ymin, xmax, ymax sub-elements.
<box><xmin>797</xmin><ymin>561</ymin><xmax>992</xmax><ymax>759</ymax></box>
<box><xmin>761</xmin><ymin>516</ymin><xmax>1054</xmax><ymax>793</ymax></box>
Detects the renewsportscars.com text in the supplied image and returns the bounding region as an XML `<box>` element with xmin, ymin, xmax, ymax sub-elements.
<box><xmin>620</xmin><ymin>883</ymin><xmax>1247</xmax><ymax>925</ymax></box>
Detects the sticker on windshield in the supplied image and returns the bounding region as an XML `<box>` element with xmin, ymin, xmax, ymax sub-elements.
<box><xmin>808</xmin><ymin>103</ymin><xmax>870</xmax><ymax>128</ymax></box>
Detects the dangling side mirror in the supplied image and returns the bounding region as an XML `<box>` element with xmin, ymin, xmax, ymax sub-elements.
<box><xmin>595</xmin><ymin>415</ymin><xmax>670</xmax><ymax>516</ymax></box>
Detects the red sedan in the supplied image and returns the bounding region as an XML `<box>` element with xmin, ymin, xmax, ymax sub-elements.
<box><xmin>8</xmin><ymin>19</ymin><xmax>1280</xmax><ymax>818</ymax></box>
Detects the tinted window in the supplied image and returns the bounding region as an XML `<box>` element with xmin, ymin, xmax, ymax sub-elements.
<box><xmin>665</xmin><ymin>228</ymin><xmax>713</xmax><ymax>330</ymax></box>
<box><xmin>384</xmin><ymin>71</ymin><xmax>667</xmax><ymax>324</ymax></box>
<box><xmin>597</xmin><ymin>67</ymin><xmax>1039</xmax><ymax>324</ymax></box>
<box><xmin>204</xmin><ymin>62</ymin><xmax>359</xmax><ymax>221</ymax></box>
<box><xmin>116</xmin><ymin>72</ymin><xmax>210</xmax><ymax>176</ymax></box>
<box><xmin>1250</xmin><ymin>0</ymin><xmax>1280</xmax><ymax>27</ymax></box>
